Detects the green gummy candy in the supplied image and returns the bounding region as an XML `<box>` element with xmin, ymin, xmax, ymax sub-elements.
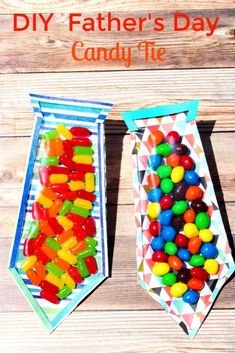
<box><xmin>77</xmin><ymin>259</ymin><xmax>90</xmax><ymax>278</ymax></box>
<box><xmin>39</xmin><ymin>156</ymin><xmax>59</xmax><ymax>166</ymax></box>
<box><xmin>77</xmin><ymin>247</ymin><xmax>96</xmax><ymax>260</ymax></box>
<box><xmin>46</xmin><ymin>262</ymin><xmax>64</xmax><ymax>277</ymax></box>
<box><xmin>85</xmin><ymin>237</ymin><xmax>98</xmax><ymax>248</ymax></box>
<box><xmin>28</xmin><ymin>221</ymin><xmax>39</xmax><ymax>239</ymax></box>
<box><xmin>70</xmin><ymin>205</ymin><xmax>89</xmax><ymax>218</ymax></box>
<box><xmin>42</xmin><ymin>130</ymin><xmax>58</xmax><ymax>140</ymax></box>
<box><xmin>74</xmin><ymin>146</ymin><xmax>94</xmax><ymax>155</ymax></box>
<box><xmin>45</xmin><ymin>237</ymin><xmax>61</xmax><ymax>252</ymax></box>
<box><xmin>59</xmin><ymin>200</ymin><xmax>72</xmax><ymax>216</ymax></box>
<box><xmin>57</xmin><ymin>285</ymin><xmax>72</xmax><ymax>299</ymax></box>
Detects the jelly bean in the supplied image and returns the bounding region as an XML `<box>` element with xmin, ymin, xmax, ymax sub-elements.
<box><xmin>85</xmin><ymin>256</ymin><xmax>98</xmax><ymax>274</ymax></box>
<box><xmin>44</xmin><ymin>139</ymin><xmax>55</xmax><ymax>157</ymax></box>
<box><xmin>168</xmin><ymin>255</ymin><xmax>183</xmax><ymax>271</ymax></box>
<box><xmin>34</xmin><ymin>248</ymin><xmax>50</xmax><ymax>264</ymax></box>
<box><xmin>85</xmin><ymin>173</ymin><xmax>95</xmax><ymax>193</ymax></box>
<box><xmin>170</xmin><ymin>282</ymin><xmax>188</xmax><ymax>297</ymax></box>
<box><xmin>28</xmin><ymin>221</ymin><xmax>39</xmax><ymax>239</ymax></box>
<box><xmin>62</xmin><ymin>236</ymin><xmax>78</xmax><ymax>251</ymax></box>
<box><xmin>77</xmin><ymin>190</ymin><xmax>96</xmax><ymax>202</ymax></box>
<box><xmin>69</xmin><ymin>180</ymin><xmax>85</xmax><ymax>191</ymax></box>
<box><xmin>188</xmin><ymin>278</ymin><xmax>205</xmax><ymax>291</ymax></box>
<box><xmin>160</xmin><ymin>178</ymin><xmax>174</xmax><ymax>194</ymax></box>
<box><xmin>32</xmin><ymin>201</ymin><xmax>48</xmax><ymax>220</ymax></box>
<box><xmin>83</xmin><ymin>218</ymin><xmax>96</xmax><ymax>237</ymax></box>
<box><xmin>200</xmin><ymin>243</ymin><xmax>218</xmax><ymax>259</ymax></box>
<box><xmin>47</xmin><ymin>166</ymin><xmax>69</xmax><ymax>175</ymax></box>
<box><xmin>72</xmin><ymin>137</ymin><xmax>91</xmax><ymax>146</ymax></box>
<box><xmin>72</xmin><ymin>155</ymin><xmax>93</xmax><ymax>165</ymax></box>
<box><xmin>70</xmin><ymin>205</ymin><xmax>89</xmax><ymax>218</ymax></box>
<box><xmin>172</xmin><ymin>200</ymin><xmax>188</xmax><ymax>215</ymax></box>
<box><xmin>46</xmin><ymin>262</ymin><xmax>64</xmax><ymax>277</ymax></box>
<box><xmin>158</xmin><ymin>210</ymin><xmax>173</xmax><ymax>226</ymax></box>
<box><xmin>181</xmin><ymin>155</ymin><xmax>194</xmax><ymax>170</ymax></box>
<box><xmin>37</xmin><ymin>194</ymin><xmax>53</xmax><ymax>208</ymax></box>
<box><xmin>161</xmin><ymin>226</ymin><xmax>176</xmax><ymax>242</ymax></box>
<box><xmin>184</xmin><ymin>170</ymin><xmax>200</xmax><ymax>185</ymax></box>
<box><xmin>40</xmin><ymin>289</ymin><xmax>60</xmax><ymax>304</ymax></box>
<box><xmin>74</xmin><ymin>146</ymin><xmax>94</xmax><ymax>156</ymax></box>
<box><xmin>58</xmin><ymin>200</ymin><xmax>72</xmax><ymax>216</ymax></box>
<box><xmin>54</xmin><ymin>257</ymin><xmax>70</xmax><ymax>272</ymax></box>
<box><xmin>39</xmin><ymin>156</ymin><xmax>59</xmax><ymax>166</ymax></box>
<box><xmin>59</xmin><ymin>191</ymin><xmax>78</xmax><ymax>201</ymax></box>
<box><xmin>45</xmin><ymin>237</ymin><xmax>61</xmax><ymax>252</ymax></box>
<box><xmin>68</xmin><ymin>267</ymin><xmax>83</xmax><ymax>283</ymax></box>
<box><xmin>190</xmin><ymin>267</ymin><xmax>209</xmax><ymax>281</ymax></box>
<box><xmin>156</xmin><ymin>165</ymin><xmax>172</xmax><ymax>179</ymax></box>
<box><xmin>59</xmin><ymin>154</ymin><xmax>78</xmax><ymax>169</ymax></box>
<box><xmin>61</xmin><ymin>272</ymin><xmax>76</xmax><ymax>290</ymax></box>
<box><xmin>34</xmin><ymin>232</ymin><xmax>47</xmax><ymax>250</ymax></box>
<box><xmin>164</xmin><ymin>242</ymin><xmax>178</xmax><ymax>255</ymax></box>
<box><xmin>152</xmin><ymin>262</ymin><xmax>170</xmax><ymax>276</ymax></box>
<box><xmin>50</xmin><ymin>174</ymin><xmax>68</xmax><ymax>184</ymax></box>
<box><xmin>50</xmin><ymin>183</ymin><xmax>70</xmax><ymax>194</ymax></box>
<box><xmin>148</xmin><ymin>188</ymin><xmax>163</xmax><ymax>203</ymax></box>
<box><xmin>191</xmin><ymin>199</ymin><xmax>208</xmax><ymax>213</ymax></box>
<box><xmin>183</xmin><ymin>209</ymin><xmax>196</xmax><ymax>223</ymax></box>
<box><xmin>166</xmin><ymin>154</ymin><xmax>181</xmax><ymax>168</ymax></box>
<box><xmin>45</xmin><ymin>272</ymin><xmax>64</xmax><ymax>289</ymax></box>
<box><xmin>63</xmin><ymin>139</ymin><xmax>73</xmax><ymax>157</ymax></box>
<box><xmin>162</xmin><ymin>272</ymin><xmax>177</xmax><ymax>286</ymax></box>
<box><xmin>171</xmin><ymin>215</ymin><xmax>185</xmax><ymax>232</ymax></box>
<box><xmin>54</xmin><ymin>137</ymin><xmax>64</xmax><ymax>156</ymax></box>
<box><xmin>177</xmin><ymin>269</ymin><xmax>192</xmax><ymax>283</ymax></box>
<box><xmin>70</xmin><ymin>240</ymin><xmax>87</xmax><ymax>255</ymax></box>
<box><xmin>183</xmin><ymin>290</ymin><xmax>200</xmax><ymax>304</ymax></box>
<box><xmin>195</xmin><ymin>212</ymin><xmax>210</xmax><ymax>230</ymax></box>
<box><xmin>171</xmin><ymin>166</ymin><xmax>185</xmax><ymax>184</ymax></box>
<box><xmin>77</xmin><ymin>258</ymin><xmax>90</xmax><ymax>278</ymax></box>
<box><xmin>56</xmin><ymin>124</ymin><xmax>73</xmax><ymax>140</ymax></box>
<box><xmin>188</xmin><ymin>236</ymin><xmax>202</xmax><ymax>254</ymax></box>
<box><xmin>159</xmin><ymin>195</ymin><xmax>173</xmax><ymax>210</ymax></box>
<box><xmin>68</xmin><ymin>171</ymin><xmax>84</xmax><ymax>181</ymax></box>
<box><xmin>156</xmin><ymin>143</ymin><xmax>172</xmax><ymax>157</ymax></box>
<box><xmin>49</xmin><ymin>199</ymin><xmax>63</xmax><ymax>217</ymax></box>
<box><xmin>58</xmin><ymin>249</ymin><xmax>77</xmax><ymax>265</ymax></box>
<box><xmin>152</xmin><ymin>250</ymin><xmax>169</xmax><ymax>262</ymax></box>
<box><xmin>85</xmin><ymin>236</ymin><xmax>98</xmax><ymax>248</ymax></box>
<box><xmin>20</xmin><ymin>255</ymin><xmax>37</xmax><ymax>271</ymax></box>
<box><xmin>40</xmin><ymin>280</ymin><xmax>59</xmax><ymax>294</ymax></box>
<box><xmin>39</xmin><ymin>220</ymin><xmax>54</xmax><ymax>236</ymax></box>
<box><xmin>184</xmin><ymin>223</ymin><xmax>199</xmax><ymax>238</ymax></box>
<box><xmin>57</xmin><ymin>215</ymin><xmax>74</xmax><ymax>230</ymax></box>
<box><xmin>147</xmin><ymin>154</ymin><xmax>162</xmax><ymax>170</ymax></box>
<box><xmin>41</xmin><ymin>244</ymin><xmax>57</xmax><ymax>260</ymax></box>
<box><xmin>77</xmin><ymin>246</ymin><xmax>96</xmax><ymax>260</ymax></box>
<box><xmin>147</xmin><ymin>202</ymin><xmax>161</xmax><ymax>219</ymax></box>
<box><xmin>199</xmin><ymin>229</ymin><xmax>213</xmax><ymax>242</ymax></box>
<box><xmin>38</xmin><ymin>166</ymin><xmax>49</xmax><ymax>186</ymax></box>
<box><xmin>204</xmin><ymin>259</ymin><xmax>219</xmax><ymax>275</ymax></box>
<box><xmin>165</xmin><ymin>131</ymin><xmax>181</xmax><ymax>145</ymax></box>
<box><xmin>73</xmin><ymin>224</ymin><xmax>87</xmax><ymax>240</ymax></box>
<box><xmin>189</xmin><ymin>254</ymin><xmax>205</xmax><ymax>267</ymax></box>
<box><xmin>43</xmin><ymin>130</ymin><xmax>59</xmax><ymax>140</ymax></box>
<box><xmin>175</xmin><ymin>233</ymin><xmax>189</xmax><ymax>248</ymax></box>
<box><xmin>57</xmin><ymin>285</ymin><xmax>72</xmax><ymax>299</ymax></box>
<box><xmin>70</xmin><ymin>126</ymin><xmax>91</xmax><ymax>137</ymax></box>
<box><xmin>149</xmin><ymin>221</ymin><xmax>161</xmax><ymax>236</ymax></box>
<box><xmin>185</xmin><ymin>186</ymin><xmax>203</xmax><ymax>201</ymax></box>
<box><xmin>177</xmin><ymin>248</ymin><xmax>191</xmax><ymax>262</ymax></box>
<box><xmin>147</xmin><ymin>174</ymin><xmax>160</xmax><ymax>188</ymax></box>
<box><xmin>151</xmin><ymin>237</ymin><xmax>165</xmax><ymax>251</ymax></box>
<box><xmin>73</xmin><ymin>164</ymin><xmax>95</xmax><ymax>174</ymax></box>
<box><xmin>34</xmin><ymin>260</ymin><xmax>46</xmax><ymax>279</ymax></box>
<box><xmin>148</xmin><ymin>130</ymin><xmax>164</xmax><ymax>147</ymax></box>
<box><xmin>48</xmin><ymin>217</ymin><xmax>64</xmax><ymax>234</ymax></box>
<box><xmin>23</xmin><ymin>238</ymin><xmax>35</xmax><ymax>257</ymax></box>
<box><xmin>172</xmin><ymin>181</ymin><xmax>188</xmax><ymax>201</ymax></box>
<box><xmin>173</xmin><ymin>143</ymin><xmax>189</xmax><ymax>156</ymax></box>
<box><xmin>66</xmin><ymin>213</ymin><xmax>85</xmax><ymax>227</ymax></box>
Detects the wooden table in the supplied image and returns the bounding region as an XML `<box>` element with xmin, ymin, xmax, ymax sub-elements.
<box><xmin>0</xmin><ymin>2</ymin><xmax>234</xmax><ymax>352</ymax></box>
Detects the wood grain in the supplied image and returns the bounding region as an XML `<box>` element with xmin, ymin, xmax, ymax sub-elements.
<box><xmin>0</xmin><ymin>10</ymin><xmax>234</xmax><ymax>73</ymax></box>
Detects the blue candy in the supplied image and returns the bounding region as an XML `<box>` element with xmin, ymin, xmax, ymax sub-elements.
<box><xmin>147</xmin><ymin>154</ymin><xmax>162</xmax><ymax>170</ymax></box>
<box><xmin>177</xmin><ymin>248</ymin><xmax>191</xmax><ymax>262</ymax></box>
<box><xmin>200</xmin><ymin>243</ymin><xmax>218</xmax><ymax>259</ymax></box>
<box><xmin>148</xmin><ymin>188</ymin><xmax>163</xmax><ymax>202</ymax></box>
<box><xmin>160</xmin><ymin>226</ymin><xmax>176</xmax><ymax>242</ymax></box>
<box><xmin>183</xmin><ymin>290</ymin><xmax>200</xmax><ymax>304</ymax></box>
<box><xmin>158</xmin><ymin>210</ymin><xmax>173</xmax><ymax>226</ymax></box>
<box><xmin>151</xmin><ymin>237</ymin><xmax>165</xmax><ymax>251</ymax></box>
<box><xmin>184</xmin><ymin>170</ymin><xmax>200</xmax><ymax>185</ymax></box>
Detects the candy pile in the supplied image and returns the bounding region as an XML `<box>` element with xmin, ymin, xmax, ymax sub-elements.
<box><xmin>20</xmin><ymin>124</ymin><xmax>98</xmax><ymax>304</ymax></box>
<box><xmin>147</xmin><ymin>130</ymin><xmax>219</xmax><ymax>305</ymax></box>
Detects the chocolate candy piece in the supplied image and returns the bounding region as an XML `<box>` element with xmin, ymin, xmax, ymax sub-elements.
<box><xmin>156</xmin><ymin>143</ymin><xmax>172</xmax><ymax>157</ymax></box>
<box><xmin>172</xmin><ymin>181</ymin><xmax>188</xmax><ymax>201</ymax></box>
<box><xmin>172</xmin><ymin>200</ymin><xmax>188</xmax><ymax>215</ymax></box>
<box><xmin>156</xmin><ymin>165</ymin><xmax>172</xmax><ymax>179</ymax></box>
<box><xmin>162</xmin><ymin>272</ymin><xmax>177</xmax><ymax>286</ymax></box>
<box><xmin>175</xmin><ymin>233</ymin><xmax>189</xmax><ymax>248</ymax></box>
<box><xmin>181</xmin><ymin>155</ymin><xmax>194</xmax><ymax>170</ymax></box>
<box><xmin>172</xmin><ymin>143</ymin><xmax>189</xmax><ymax>155</ymax></box>
<box><xmin>183</xmin><ymin>290</ymin><xmax>200</xmax><ymax>304</ymax></box>
<box><xmin>149</xmin><ymin>220</ymin><xmax>161</xmax><ymax>236</ymax></box>
<box><xmin>200</xmin><ymin>243</ymin><xmax>219</xmax><ymax>259</ymax></box>
<box><xmin>191</xmin><ymin>199</ymin><xmax>208</xmax><ymax>213</ymax></box>
<box><xmin>160</xmin><ymin>195</ymin><xmax>173</xmax><ymax>210</ymax></box>
<box><xmin>160</xmin><ymin>178</ymin><xmax>174</xmax><ymax>194</ymax></box>
<box><xmin>152</xmin><ymin>250</ymin><xmax>169</xmax><ymax>262</ymax></box>
<box><xmin>158</xmin><ymin>210</ymin><xmax>174</xmax><ymax>226</ymax></box>
<box><xmin>190</xmin><ymin>267</ymin><xmax>209</xmax><ymax>281</ymax></box>
<box><xmin>171</xmin><ymin>215</ymin><xmax>185</xmax><ymax>232</ymax></box>
<box><xmin>177</xmin><ymin>269</ymin><xmax>192</xmax><ymax>283</ymax></box>
<box><xmin>195</xmin><ymin>212</ymin><xmax>210</xmax><ymax>230</ymax></box>
<box><xmin>165</xmin><ymin>131</ymin><xmax>181</xmax><ymax>145</ymax></box>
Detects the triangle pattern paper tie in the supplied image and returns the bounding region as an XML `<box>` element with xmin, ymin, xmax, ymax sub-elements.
<box><xmin>9</xmin><ymin>94</ymin><xmax>112</xmax><ymax>332</ymax></box>
<box><xmin>121</xmin><ymin>101</ymin><xmax>235</xmax><ymax>338</ymax></box>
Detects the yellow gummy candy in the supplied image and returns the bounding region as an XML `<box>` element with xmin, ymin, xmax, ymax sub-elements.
<box><xmin>20</xmin><ymin>255</ymin><xmax>37</xmax><ymax>272</ymax></box>
<box><xmin>74</xmin><ymin>198</ymin><xmax>92</xmax><ymax>210</ymax></box>
<box><xmin>57</xmin><ymin>249</ymin><xmax>77</xmax><ymax>265</ymax></box>
<box><xmin>45</xmin><ymin>272</ymin><xmax>64</xmax><ymax>289</ymax></box>
<box><xmin>72</xmin><ymin>155</ymin><xmax>93</xmax><ymax>165</ymax></box>
<box><xmin>57</xmin><ymin>216</ymin><xmax>74</xmax><ymax>230</ymax></box>
<box><xmin>69</xmin><ymin>180</ymin><xmax>85</xmax><ymax>191</ymax></box>
<box><xmin>61</xmin><ymin>236</ymin><xmax>78</xmax><ymax>251</ymax></box>
<box><xmin>56</xmin><ymin>124</ymin><xmax>73</xmax><ymax>140</ymax></box>
<box><xmin>85</xmin><ymin>173</ymin><xmax>95</xmax><ymax>193</ymax></box>
<box><xmin>61</xmin><ymin>272</ymin><xmax>76</xmax><ymax>290</ymax></box>
<box><xmin>37</xmin><ymin>194</ymin><xmax>53</xmax><ymax>208</ymax></box>
<box><xmin>49</xmin><ymin>174</ymin><xmax>68</xmax><ymax>184</ymax></box>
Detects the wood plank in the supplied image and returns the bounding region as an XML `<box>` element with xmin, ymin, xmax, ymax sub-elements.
<box><xmin>0</xmin><ymin>70</ymin><xmax>235</xmax><ymax>137</ymax></box>
<box><xmin>1</xmin><ymin>0</ymin><xmax>235</xmax><ymax>13</ymax></box>
<box><xmin>0</xmin><ymin>310</ymin><xmax>235</xmax><ymax>353</ymax></box>
<box><xmin>0</xmin><ymin>11</ymin><xmax>234</xmax><ymax>73</ymax></box>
